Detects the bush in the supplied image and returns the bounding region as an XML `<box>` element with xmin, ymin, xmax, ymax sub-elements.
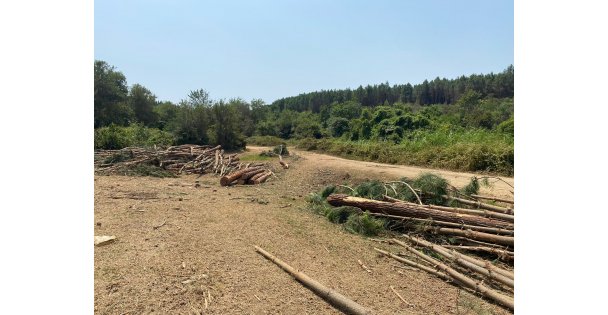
<box><xmin>94</xmin><ymin>124</ymin><xmax>132</xmax><ymax>150</ymax></box>
<box><xmin>246</xmin><ymin>136</ymin><xmax>286</xmax><ymax>147</ymax></box>
<box><xmin>94</xmin><ymin>124</ymin><xmax>175</xmax><ymax>150</ymax></box>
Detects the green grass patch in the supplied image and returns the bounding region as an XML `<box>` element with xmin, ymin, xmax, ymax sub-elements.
<box><xmin>238</xmin><ymin>153</ymin><xmax>273</xmax><ymax>162</ymax></box>
<box><xmin>294</xmin><ymin>129</ymin><xmax>513</xmax><ymax>176</ymax></box>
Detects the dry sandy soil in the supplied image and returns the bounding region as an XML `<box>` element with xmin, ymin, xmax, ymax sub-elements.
<box><xmin>94</xmin><ymin>146</ymin><xmax>514</xmax><ymax>315</ymax></box>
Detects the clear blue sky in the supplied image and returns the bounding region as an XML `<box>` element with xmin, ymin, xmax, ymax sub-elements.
<box><xmin>95</xmin><ymin>0</ymin><xmax>513</xmax><ymax>104</ymax></box>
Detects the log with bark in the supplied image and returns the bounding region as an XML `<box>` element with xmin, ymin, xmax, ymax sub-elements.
<box><xmin>398</xmin><ymin>243</ymin><xmax>514</xmax><ymax>310</ymax></box>
<box><xmin>382</xmin><ymin>196</ymin><xmax>514</xmax><ymax>222</ymax></box>
<box><xmin>254</xmin><ymin>245</ymin><xmax>372</xmax><ymax>315</ymax></box>
<box><xmin>369</xmin><ymin>213</ymin><xmax>514</xmax><ymax>235</ymax></box>
<box><xmin>420</xmin><ymin>227</ymin><xmax>514</xmax><ymax>246</ymax></box>
<box><xmin>326</xmin><ymin>194</ymin><xmax>513</xmax><ymax>230</ymax></box>
<box><xmin>395</xmin><ymin>236</ymin><xmax>514</xmax><ymax>283</ymax></box>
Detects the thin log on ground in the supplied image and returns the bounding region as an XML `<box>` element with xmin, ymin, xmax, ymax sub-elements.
<box><xmin>395</xmin><ymin>237</ymin><xmax>514</xmax><ymax>283</ymax></box>
<box><xmin>451</xmin><ymin>237</ymin><xmax>509</xmax><ymax>249</ymax></box>
<box><xmin>279</xmin><ymin>155</ymin><xmax>289</xmax><ymax>169</ymax></box>
<box><xmin>400</xmin><ymin>244</ymin><xmax>514</xmax><ymax>310</ymax></box>
<box><xmin>369</xmin><ymin>213</ymin><xmax>514</xmax><ymax>235</ymax></box>
<box><xmin>442</xmin><ymin>245</ymin><xmax>514</xmax><ymax>261</ymax></box>
<box><xmin>220</xmin><ymin>167</ymin><xmax>263</xmax><ymax>186</ymax></box>
<box><xmin>373</xmin><ymin>248</ymin><xmax>451</xmax><ymax>281</ymax></box>
<box><xmin>254</xmin><ymin>245</ymin><xmax>372</xmax><ymax>315</ymax></box>
<box><xmin>443</xmin><ymin>195</ymin><xmax>513</xmax><ymax>215</ymax></box>
<box><xmin>421</xmin><ymin>227</ymin><xmax>514</xmax><ymax>247</ymax></box>
<box><xmin>326</xmin><ymin>194</ymin><xmax>513</xmax><ymax>230</ymax></box>
<box><xmin>382</xmin><ymin>196</ymin><xmax>514</xmax><ymax>222</ymax></box>
<box><xmin>390</xmin><ymin>286</ymin><xmax>414</xmax><ymax>307</ymax></box>
<box><xmin>470</xmin><ymin>194</ymin><xmax>514</xmax><ymax>205</ymax></box>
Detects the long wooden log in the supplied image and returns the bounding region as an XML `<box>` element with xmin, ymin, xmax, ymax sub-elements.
<box><xmin>400</xmin><ymin>244</ymin><xmax>514</xmax><ymax>310</ymax></box>
<box><xmin>369</xmin><ymin>213</ymin><xmax>514</xmax><ymax>235</ymax></box>
<box><xmin>396</xmin><ymin>236</ymin><xmax>514</xmax><ymax>282</ymax></box>
<box><xmin>382</xmin><ymin>196</ymin><xmax>514</xmax><ymax>222</ymax></box>
<box><xmin>423</xmin><ymin>227</ymin><xmax>514</xmax><ymax>246</ymax></box>
<box><xmin>326</xmin><ymin>194</ymin><xmax>513</xmax><ymax>229</ymax></box>
<box><xmin>254</xmin><ymin>245</ymin><xmax>372</xmax><ymax>315</ymax></box>
<box><xmin>442</xmin><ymin>245</ymin><xmax>514</xmax><ymax>260</ymax></box>
<box><xmin>374</xmin><ymin>248</ymin><xmax>451</xmax><ymax>281</ymax></box>
<box><xmin>220</xmin><ymin>167</ymin><xmax>263</xmax><ymax>186</ymax></box>
<box><xmin>470</xmin><ymin>194</ymin><xmax>514</xmax><ymax>205</ymax></box>
<box><xmin>444</xmin><ymin>195</ymin><xmax>513</xmax><ymax>214</ymax></box>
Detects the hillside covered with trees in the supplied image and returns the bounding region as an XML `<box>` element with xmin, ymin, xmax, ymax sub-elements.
<box><xmin>94</xmin><ymin>60</ymin><xmax>514</xmax><ymax>175</ymax></box>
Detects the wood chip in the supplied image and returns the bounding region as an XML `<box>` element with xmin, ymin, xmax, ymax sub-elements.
<box><xmin>94</xmin><ymin>235</ymin><xmax>116</xmax><ymax>246</ymax></box>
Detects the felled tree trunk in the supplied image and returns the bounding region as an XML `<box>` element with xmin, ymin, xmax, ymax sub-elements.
<box><xmin>220</xmin><ymin>167</ymin><xmax>263</xmax><ymax>186</ymax></box>
<box><xmin>326</xmin><ymin>194</ymin><xmax>513</xmax><ymax>229</ymax></box>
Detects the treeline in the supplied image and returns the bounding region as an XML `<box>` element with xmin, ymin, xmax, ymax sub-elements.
<box><xmin>94</xmin><ymin>60</ymin><xmax>514</xmax><ymax>174</ymax></box>
<box><xmin>271</xmin><ymin>65</ymin><xmax>513</xmax><ymax>113</ymax></box>
<box><xmin>94</xmin><ymin>60</ymin><xmax>262</xmax><ymax>150</ymax></box>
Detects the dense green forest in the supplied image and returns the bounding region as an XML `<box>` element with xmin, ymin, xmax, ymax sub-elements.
<box><xmin>94</xmin><ymin>60</ymin><xmax>514</xmax><ymax>175</ymax></box>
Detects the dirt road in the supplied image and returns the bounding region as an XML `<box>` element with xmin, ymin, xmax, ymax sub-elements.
<box><xmin>94</xmin><ymin>147</ymin><xmax>513</xmax><ymax>314</ymax></box>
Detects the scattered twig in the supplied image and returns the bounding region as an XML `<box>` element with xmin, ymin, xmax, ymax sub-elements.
<box><xmin>153</xmin><ymin>220</ymin><xmax>167</xmax><ymax>230</ymax></box>
<box><xmin>390</xmin><ymin>285</ymin><xmax>414</xmax><ymax>307</ymax></box>
<box><xmin>357</xmin><ymin>260</ymin><xmax>372</xmax><ymax>273</ymax></box>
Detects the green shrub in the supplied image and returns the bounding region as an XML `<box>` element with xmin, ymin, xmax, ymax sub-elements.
<box><xmin>344</xmin><ymin>212</ymin><xmax>385</xmax><ymax>236</ymax></box>
<box><xmin>94</xmin><ymin>124</ymin><xmax>132</xmax><ymax>149</ymax></box>
<box><xmin>94</xmin><ymin>123</ymin><xmax>174</xmax><ymax>150</ymax></box>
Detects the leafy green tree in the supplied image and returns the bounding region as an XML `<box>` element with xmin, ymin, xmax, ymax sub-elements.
<box><xmin>154</xmin><ymin>101</ymin><xmax>178</xmax><ymax>130</ymax></box>
<box><xmin>330</xmin><ymin>101</ymin><xmax>362</xmax><ymax>120</ymax></box>
<box><xmin>209</xmin><ymin>101</ymin><xmax>245</xmax><ymax>149</ymax></box>
<box><xmin>128</xmin><ymin>84</ymin><xmax>158</xmax><ymax>126</ymax></box>
<box><xmin>294</xmin><ymin>112</ymin><xmax>323</xmax><ymax>139</ymax></box>
<box><xmin>328</xmin><ymin>117</ymin><xmax>350</xmax><ymax>137</ymax></box>
<box><xmin>94</xmin><ymin>60</ymin><xmax>131</xmax><ymax>127</ymax></box>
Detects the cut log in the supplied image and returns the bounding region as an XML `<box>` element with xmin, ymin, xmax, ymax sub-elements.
<box><xmin>239</xmin><ymin>168</ymin><xmax>266</xmax><ymax>181</ymax></box>
<box><xmin>254</xmin><ymin>245</ymin><xmax>372</xmax><ymax>315</ymax></box>
<box><xmin>326</xmin><ymin>194</ymin><xmax>513</xmax><ymax>229</ymax></box>
<box><xmin>252</xmin><ymin>171</ymin><xmax>272</xmax><ymax>184</ymax></box>
<box><xmin>444</xmin><ymin>195</ymin><xmax>513</xmax><ymax>215</ymax></box>
<box><xmin>442</xmin><ymin>245</ymin><xmax>514</xmax><ymax>261</ymax></box>
<box><xmin>470</xmin><ymin>194</ymin><xmax>514</xmax><ymax>205</ymax></box>
<box><xmin>278</xmin><ymin>155</ymin><xmax>289</xmax><ymax>169</ymax></box>
<box><xmin>422</xmin><ymin>227</ymin><xmax>514</xmax><ymax>246</ymax></box>
<box><xmin>374</xmin><ymin>248</ymin><xmax>451</xmax><ymax>281</ymax></box>
<box><xmin>382</xmin><ymin>196</ymin><xmax>514</xmax><ymax>222</ymax></box>
<box><xmin>401</xmin><ymin>243</ymin><xmax>514</xmax><ymax>310</ymax></box>
<box><xmin>369</xmin><ymin>213</ymin><xmax>514</xmax><ymax>235</ymax></box>
<box><xmin>220</xmin><ymin>167</ymin><xmax>263</xmax><ymax>186</ymax></box>
<box><xmin>396</xmin><ymin>236</ymin><xmax>514</xmax><ymax>282</ymax></box>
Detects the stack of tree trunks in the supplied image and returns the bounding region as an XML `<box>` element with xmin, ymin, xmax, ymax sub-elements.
<box><xmin>326</xmin><ymin>191</ymin><xmax>515</xmax><ymax>310</ymax></box>
<box><xmin>220</xmin><ymin>166</ymin><xmax>273</xmax><ymax>186</ymax></box>
<box><xmin>95</xmin><ymin>144</ymin><xmax>245</xmax><ymax>176</ymax></box>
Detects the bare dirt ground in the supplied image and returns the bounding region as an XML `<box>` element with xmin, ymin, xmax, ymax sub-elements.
<box><xmin>94</xmin><ymin>146</ymin><xmax>514</xmax><ymax>315</ymax></box>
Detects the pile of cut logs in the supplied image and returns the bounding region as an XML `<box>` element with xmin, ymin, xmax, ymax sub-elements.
<box><xmin>220</xmin><ymin>166</ymin><xmax>273</xmax><ymax>186</ymax></box>
<box><xmin>326</xmin><ymin>191</ymin><xmax>515</xmax><ymax>310</ymax></box>
<box><xmin>95</xmin><ymin>145</ymin><xmax>275</xmax><ymax>186</ymax></box>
